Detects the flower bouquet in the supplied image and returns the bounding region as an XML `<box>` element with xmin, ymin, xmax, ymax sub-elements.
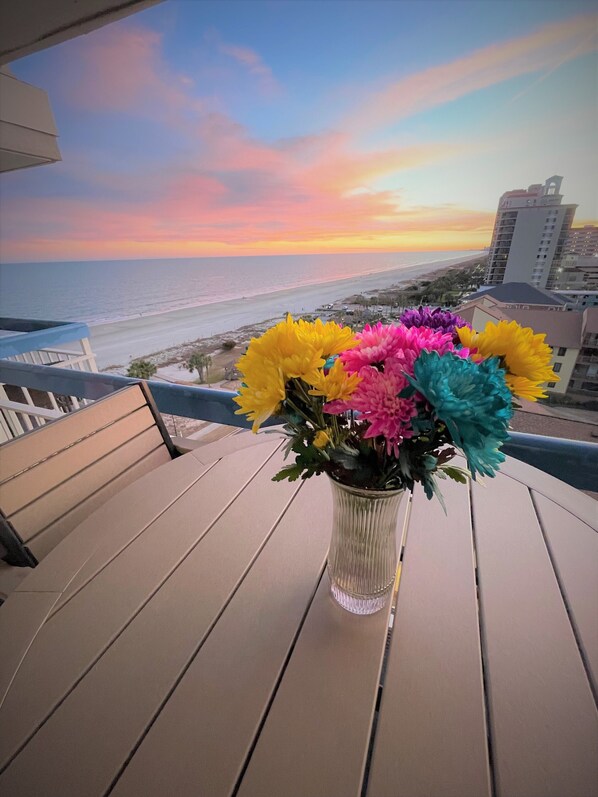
<box><xmin>234</xmin><ymin>308</ymin><xmax>558</xmax><ymax>613</ymax></box>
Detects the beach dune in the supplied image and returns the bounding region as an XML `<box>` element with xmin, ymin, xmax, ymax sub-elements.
<box><xmin>90</xmin><ymin>253</ymin><xmax>481</xmax><ymax>368</ymax></box>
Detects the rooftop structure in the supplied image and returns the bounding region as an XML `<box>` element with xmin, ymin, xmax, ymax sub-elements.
<box><xmin>484</xmin><ymin>176</ymin><xmax>577</xmax><ymax>290</ymax></box>
<box><xmin>553</xmin><ymin>289</ymin><xmax>598</xmax><ymax>311</ymax></box>
<box><xmin>464</xmin><ymin>282</ymin><xmax>566</xmax><ymax>309</ymax></box>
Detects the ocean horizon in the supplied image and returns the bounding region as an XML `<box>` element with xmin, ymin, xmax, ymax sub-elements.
<box><xmin>0</xmin><ymin>250</ymin><xmax>479</xmax><ymax>326</ymax></box>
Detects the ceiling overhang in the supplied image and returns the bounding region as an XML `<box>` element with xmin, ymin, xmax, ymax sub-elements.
<box><xmin>0</xmin><ymin>68</ymin><xmax>61</xmax><ymax>173</ymax></box>
<box><xmin>0</xmin><ymin>0</ymin><xmax>163</xmax><ymax>173</ymax></box>
<box><xmin>0</xmin><ymin>0</ymin><xmax>162</xmax><ymax>65</ymax></box>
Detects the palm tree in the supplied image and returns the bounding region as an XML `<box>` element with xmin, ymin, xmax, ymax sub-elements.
<box><xmin>127</xmin><ymin>359</ymin><xmax>157</xmax><ymax>380</ymax></box>
<box><xmin>185</xmin><ymin>351</ymin><xmax>212</xmax><ymax>383</ymax></box>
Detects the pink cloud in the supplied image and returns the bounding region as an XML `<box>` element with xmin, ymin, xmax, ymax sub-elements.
<box><xmin>219</xmin><ymin>41</ymin><xmax>280</xmax><ymax>95</ymax></box>
<box><xmin>0</xmin><ymin>125</ymin><xmax>489</xmax><ymax>259</ymax></box>
<box><xmin>347</xmin><ymin>13</ymin><xmax>598</xmax><ymax>133</ymax></box>
<box><xmin>59</xmin><ymin>26</ymin><xmax>202</xmax><ymax>120</ymax></box>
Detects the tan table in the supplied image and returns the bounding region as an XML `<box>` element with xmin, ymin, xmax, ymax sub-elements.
<box><xmin>0</xmin><ymin>435</ymin><xmax>596</xmax><ymax>797</ymax></box>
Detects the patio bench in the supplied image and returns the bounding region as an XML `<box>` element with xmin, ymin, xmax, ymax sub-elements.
<box><xmin>0</xmin><ymin>382</ymin><xmax>175</xmax><ymax>599</ymax></box>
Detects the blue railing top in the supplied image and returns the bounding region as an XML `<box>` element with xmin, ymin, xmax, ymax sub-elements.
<box><xmin>0</xmin><ymin>359</ymin><xmax>263</xmax><ymax>430</ymax></box>
<box><xmin>0</xmin><ymin>318</ymin><xmax>91</xmax><ymax>359</ymax></box>
<box><xmin>1</xmin><ymin>359</ymin><xmax>597</xmax><ymax>490</ymax></box>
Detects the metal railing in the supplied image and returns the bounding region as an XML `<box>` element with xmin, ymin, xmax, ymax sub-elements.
<box><xmin>1</xmin><ymin>359</ymin><xmax>597</xmax><ymax>491</ymax></box>
<box><xmin>0</xmin><ymin>318</ymin><xmax>98</xmax><ymax>440</ymax></box>
<box><xmin>0</xmin><ymin>359</ymin><xmax>258</xmax><ymax>429</ymax></box>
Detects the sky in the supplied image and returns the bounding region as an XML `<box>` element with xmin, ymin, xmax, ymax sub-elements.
<box><xmin>0</xmin><ymin>0</ymin><xmax>597</xmax><ymax>263</ymax></box>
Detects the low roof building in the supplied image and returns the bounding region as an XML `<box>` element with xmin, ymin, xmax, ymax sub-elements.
<box><xmin>463</xmin><ymin>282</ymin><xmax>567</xmax><ymax>308</ymax></box>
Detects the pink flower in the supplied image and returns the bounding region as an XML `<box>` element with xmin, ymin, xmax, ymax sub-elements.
<box><xmin>326</xmin><ymin>364</ymin><xmax>417</xmax><ymax>456</ymax></box>
<box><xmin>342</xmin><ymin>323</ymin><xmax>459</xmax><ymax>376</ymax></box>
<box><xmin>340</xmin><ymin>323</ymin><xmax>403</xmax><ymax>372</ymax></box>
<box><xmin>327</xmin><ymin>323</ymin><xmax>470</xmax><ymax>455</ymax></box>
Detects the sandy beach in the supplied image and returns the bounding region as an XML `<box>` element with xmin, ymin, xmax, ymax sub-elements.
<box><xmin>90</xmin><ymin>253</ymin><xmax>482</xmax><ymax>368</ymax></box>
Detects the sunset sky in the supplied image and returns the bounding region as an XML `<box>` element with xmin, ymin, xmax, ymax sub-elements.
<box><xmin>0</xmin><ymin>0</ymin><xmax>596</xmax><ymax>262</ymax></box>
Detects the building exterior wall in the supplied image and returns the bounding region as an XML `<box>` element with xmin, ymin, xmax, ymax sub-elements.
<box><xmin>469</xmin><ymin>306</ymin><xmax>505</xmax><ymax>330</ymax></box>
<box><xmin>485</xmin><ymin>176</ymin><xmax>577</xmax><ymax>289</ymax></box>
<box><xmin>569</xmin><ymin>325</ymin><xmax>598</xmax><ymax>396</ymax></box>
<box><xmin>463</xmin><ymin>302</ymin><xmax>579</xmax><ymax>396</ymax></box>
<box><xmin>546</xmin><ymin>346</ymin><xmax>578</xmax><ymax>394</ymax></box>
<box><xmin>556</xmin><ymin>291</ymin><xmax>598</xmax><ymax>310</ymax></box>
<box><xmin>553</xmin><ymin>254</ymin><xmax>598</xmax><ymax>290</ymax></box>
<box><xmin>565</xmin><ymin>225</ymin><xmax>598</xmax><ymax>257</ymax></box>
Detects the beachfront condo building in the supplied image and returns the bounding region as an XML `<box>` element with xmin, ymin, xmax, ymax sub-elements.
<box><xmin>565</xmin><ymin>225</ymin><xmax>598</xmax><ymax>257</ymax></box>
<box><xmin>484</xmin><ymin>175</ymin><xmax>577</xmax><ymax>290</ymax></box>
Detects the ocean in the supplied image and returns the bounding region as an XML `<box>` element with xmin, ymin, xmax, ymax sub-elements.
<box><xmin>0</xmin><ymin>250</ymin><xmax>477</xmax><ymax>326</ymax></box>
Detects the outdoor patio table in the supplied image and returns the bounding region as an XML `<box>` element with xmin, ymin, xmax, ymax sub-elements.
<box><xmin>0</xmin><ymin>434</ymin><xmax>596</xmax><ymax>797</ymax></box>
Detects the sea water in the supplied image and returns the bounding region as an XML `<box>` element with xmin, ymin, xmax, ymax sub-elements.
<box><xmin>0</xmin><ymin>250</ymin><xmax>476</xmax><ymax>325</ymax></box>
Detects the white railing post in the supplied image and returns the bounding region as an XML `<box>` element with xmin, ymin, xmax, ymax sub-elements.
<box><xmin>0</xmin><ymin>385</ymin><xmax>23</xmax><ymax>437</ymax></box>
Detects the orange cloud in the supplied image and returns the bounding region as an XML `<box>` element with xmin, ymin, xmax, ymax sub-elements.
<box><xmin>347</xmin><ymin>13</ymin><xmax>598</xmax><ymax>133</ymax></box>
<box><xmin>0</xmin><ymin>178</ymin><xmax>495</xmax><ymax>262</ymax></box>
<box><xmin>0</xmin><ymin>80</ymin><xmax>486</xmax><ymax>262</ymax></box>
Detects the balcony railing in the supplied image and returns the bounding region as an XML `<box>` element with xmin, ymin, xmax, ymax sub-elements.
<box><xmin>1</xmin><ymin>359</ymin><xmax>597</xmax><ymax>492</ymax></box>
<box><xmin>0</xmin><ymin>317</ymin><xmax>98</xmax><ymax>438</ymax></box>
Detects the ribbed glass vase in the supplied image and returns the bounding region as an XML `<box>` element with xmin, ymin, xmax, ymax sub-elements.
<box><xmin>327</xmin><ymin>477</ymin><xmax>405</xmax><ymax>615</ymax></box>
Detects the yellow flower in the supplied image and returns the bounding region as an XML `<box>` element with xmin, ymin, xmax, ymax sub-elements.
<box><xmin>457</xmin><ymin>320</ymin><xmax>559</xmax><ymax>401</ymax></box>
<box><xmin>313</xmin><ymin>430</ymin><xmax>330</xmax><ymax>449</ymax></box>
<box><xmin>233</xmin><ymin>359</ymin><xmax>286</xmax><ymax>433</ymax></box>
<box><xmin>308</xmin><ymin>358</ymin><xmax>361</xmax><ymax>402</ymax></box>
<box><xmin>297</xmin><ymin>318</ymin><xmax>358</xmax><ymax>358</ymax></box>
<box><xmin>248</xmin><ymin>315</ymin><xmax>325</xmax><ymax>383</ymax></box>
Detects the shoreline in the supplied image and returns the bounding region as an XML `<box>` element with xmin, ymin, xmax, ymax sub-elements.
<box><xmin>92</xmin><ymin>252</ymin><xmax>483</xmax><ymax>368</ymax></box>
<box><xmin>85</xmin><ymin>251</ymin><xmax>480</xmax><ymax>328</ymax></box>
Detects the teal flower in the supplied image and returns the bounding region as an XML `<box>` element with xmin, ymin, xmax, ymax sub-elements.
<box><xmin>407</xmin><ymin>350</ymin><xmax>513</xmax><ymax>478</ymax></box>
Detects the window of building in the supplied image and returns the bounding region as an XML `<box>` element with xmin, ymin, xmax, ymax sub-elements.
<box><xmin>553</xmin><ymin>363</ymin><xmax>562</xmax><ymax>373</ymax></box>
<box><xmin>557</xmin><ymin>347</ymin><xmax>567</xmax><ymax>356</ymax></box>
<box><xmin>547</xmin><ymin>382</ymin><xmax>557</xmax><ymax>388</ymax></box>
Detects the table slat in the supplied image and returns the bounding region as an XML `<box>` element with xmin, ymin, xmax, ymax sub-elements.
<box><xmin>0</xmin><ymin>442</ymin><xmax>298</xmax><ymax>796</ymax></box>
<box><xmin>0</xmin><ymin>592</ymin><xmax>60</xmax><ymax>709</ymax></box>
<box><xmin>15</xmin><ymin>451</ymin><xmax>208</xmax><ymax>594</ymax></box>
<box><xmin>500</xmin><ymin>456</ymin><xmax>598</xmax><ymax>528</ymax></box>
<box><xmin>28</xmin><ymin>445</ymin><xmax>173</xmax><ymax>561</ymax></box>
<box><xmin>471</xmin><ymin>475</ymin><xmax>598</xmax><ymax>797</ymax></box>
<box><xmin>367</xmin><ymin>479</ymin><xmax>492</xmax><ymax>797</ymax></box>
<box><xmin>51</xmin><ymin>455</ymin><xmax>212</xmax><ymax>607</ymax></box>
<box><xmin>107</xmin><ymin>476</ymin><xmax>331</xmax><ymax>797</ymax></box>
<box><xmin>237</xmin><ymin>495</ymin><xmax>410</xmax><ymax>797</ymax></box>
<box><xmin>190</xmin><ymin>431</ymin><xmax>275</xmax><ymax>464</ymax></box>
<box><xmin>532</xmin><ymin>491</ymin><xmax>598</xmax><ymax>695</ymax></box>
<box><xmin>0</xmin><ymin>439</ymin><xmax>282</xmax><ymax>771</ymax></box>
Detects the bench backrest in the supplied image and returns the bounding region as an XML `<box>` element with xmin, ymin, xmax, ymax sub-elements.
<box><xmin>0</xmin><ymin>383</ymin><xmax>174</xmax><ymax>565</ymax></box>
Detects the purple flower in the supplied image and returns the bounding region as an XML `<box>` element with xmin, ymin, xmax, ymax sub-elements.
<box><xmin>400</xmin><ymin>306</ymin><xmax>471</xmax><ymax>339</ymax></box>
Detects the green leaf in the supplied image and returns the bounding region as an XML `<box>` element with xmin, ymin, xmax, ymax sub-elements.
<box><xmin>272</xmin><ymin>464</ymin><xmax>304</xmax><ymax>482</ymax></box>
<box><xmin>441</xmin><ymin>466</ymin><xmax>470</xmax><ymax>484</ymax></box>
<box><xmin>428</xmin><ymin>477</ymin><xmax>447</xmax><ymax>513</ymax></box>
<box><xmin>329</xmin><ymin>446</ymin><xmax>360</xmax><ymax>471</ymax></box>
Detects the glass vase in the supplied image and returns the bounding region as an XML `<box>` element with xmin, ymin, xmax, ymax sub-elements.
<box><xmin>327</xmin><ymin>476</ymin><xmax>405</xmax><ymax>615</ymax></box>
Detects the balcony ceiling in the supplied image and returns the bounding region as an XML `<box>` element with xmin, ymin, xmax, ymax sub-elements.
<box><xmin>0</xmin><ymin>0</ymin><xmax>162</xmax><ymax>65</ymax></box>
<box><xmin>0</xmin><ymin>0</ymin><xmax>162</xmax><ymax>172</ymax></box>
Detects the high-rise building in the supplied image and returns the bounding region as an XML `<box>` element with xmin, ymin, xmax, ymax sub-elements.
<box><xmin>565</xmin><ymin>225</ymin><xmax>598</xmax><ymax>257</ymax></box>
<box><xmin>484</xmin><ymin>176</ymin><xmax>577</xmax><ymax>289</ymax></box>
